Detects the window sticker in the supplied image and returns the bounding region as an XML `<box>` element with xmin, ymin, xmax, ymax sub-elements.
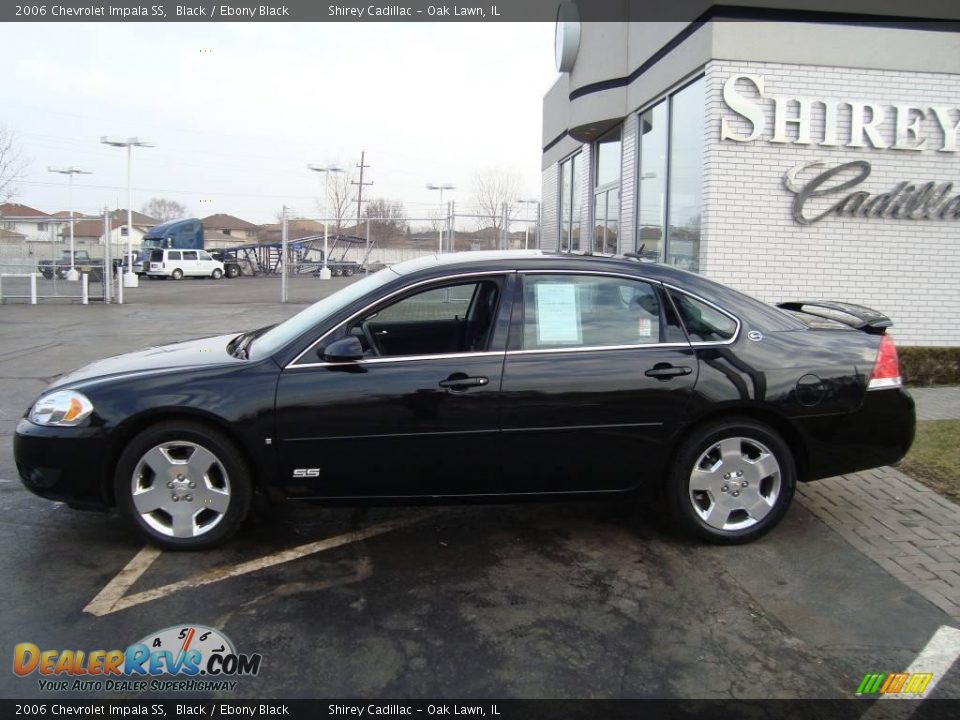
<box><xmin>637</xmin><ymin>317</ymin><xmax>652</xmax><ymax>337</ymax></box>
<box><xmin>535</xmin><ymin>282</ymin><xmax>581</xmax><ymax>345</ymax></box>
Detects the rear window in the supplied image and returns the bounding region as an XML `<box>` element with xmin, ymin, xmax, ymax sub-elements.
<box><xmin>670</xmin><ymin>290</ymin><xmax>738</xmax><ymax>342</ymax></box>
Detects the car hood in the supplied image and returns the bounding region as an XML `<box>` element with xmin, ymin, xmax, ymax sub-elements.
<box><xmin>51</xmin><ymin>333</ymin><xmax>245</xmax><ymax>389</ymax></box>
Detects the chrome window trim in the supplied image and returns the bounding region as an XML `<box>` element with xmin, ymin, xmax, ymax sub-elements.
<box><xmin>507</xmin><ymin>343</ymin><xmax>690</xmax><ymax>357</ymax></box>
<box><xmin>662</xmin><ymin>282</ymin><xmax>741</xmax><ymax>347</ymax></box>
<box><xmin>285</xmin><ymin>270</ymin><xmax>510</xmax><ymax>370</ymax></box>
<box><xmin>289</xmin><ymin>350</ymin><xmax>505</xmax><ymax>370</ymax></box>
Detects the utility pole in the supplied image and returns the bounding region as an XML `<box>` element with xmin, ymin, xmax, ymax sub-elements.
<box><xmin>353</xmin><ymin>150</ymin><xmax>373</xmax><ymax>231</ymax></box>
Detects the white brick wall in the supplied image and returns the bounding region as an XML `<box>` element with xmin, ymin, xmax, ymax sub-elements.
<box><xmin>704</xmin><ymin>60</ymin><xmax>960</xmax><ymax>346</ymax></box>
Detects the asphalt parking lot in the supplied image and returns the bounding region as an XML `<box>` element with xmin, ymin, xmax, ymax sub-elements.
<box><xmin>0</xmin><ymin>276</ymin><xmax>958</xmax><ymax>700</ymax></box>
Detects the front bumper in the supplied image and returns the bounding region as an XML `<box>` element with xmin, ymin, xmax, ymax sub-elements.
<box><xmin>14</xmin><ymin>418</ymin><xmax>112</xmax><ymax>510</ymax></box>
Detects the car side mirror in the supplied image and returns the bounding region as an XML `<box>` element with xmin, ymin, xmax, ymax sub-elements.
<box><xmin>321</xmin><ymin>336</ymin><xmax>364</xmax><ymax>363</ymax></box>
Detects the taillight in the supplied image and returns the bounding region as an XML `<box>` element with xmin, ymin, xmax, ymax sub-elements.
<box><xmin>868</xmin><ymin>334</ymin><xmax>902</xmax><ymax>390</ymax></box>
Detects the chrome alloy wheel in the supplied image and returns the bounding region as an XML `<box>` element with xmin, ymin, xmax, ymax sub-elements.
<box><xmin>688</xmin><ymin>436</ymin><xmax>782</xmax><ymax>532</ymax></box>
<box><xmin>131</xmin><ymin>441</ymin><xmax>231</xmax><ymax>538</ymax></box>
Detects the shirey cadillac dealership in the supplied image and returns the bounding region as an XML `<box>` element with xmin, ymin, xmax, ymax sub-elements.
<box><xmin>541</xmin><ymin>11</ymin><xmax>960</xmax><ymax>346</ymax></box>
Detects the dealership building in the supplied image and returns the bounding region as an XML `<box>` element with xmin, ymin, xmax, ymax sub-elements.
<box><xmin>540</xmin><ymin>13</ymin><xmax>960</xmax><ymax>346</ymax></box>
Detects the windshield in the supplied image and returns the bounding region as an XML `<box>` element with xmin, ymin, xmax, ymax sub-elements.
<box><xmin>249</xmin><ymin>267</ymin><xmax>399</xmax><ymax>359</ymax></box>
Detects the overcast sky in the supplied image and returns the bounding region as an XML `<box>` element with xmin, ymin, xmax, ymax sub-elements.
<box><xmin>3</xmin><ymin>22</ymin><xmax>557</xmax><ymax>224</ymax></box>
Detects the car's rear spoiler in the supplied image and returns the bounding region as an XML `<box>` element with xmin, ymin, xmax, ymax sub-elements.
<box><xmin>776</xmin><ymin>301</ymin><xmax>892</xmax><ymax>334</ymax></box>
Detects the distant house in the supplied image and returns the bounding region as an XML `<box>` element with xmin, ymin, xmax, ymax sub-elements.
<box><xmin>257</xmin><ymin>218</ymin><xmax>325</xmax><ymax>244</ymax></box>
<box><xmin>60</xmin><ymin>218</ymin><xmax>153</xmax><ymax>249</ymax></box>
<box><xmin>0</xmin><ymin>203</ymin><xmax>59</xmax><ymax>242</ymax></box>
<box><xmin>201</xmin><ymin>213</ymin><xmax>259</xmax><ymax>242</ymax></box>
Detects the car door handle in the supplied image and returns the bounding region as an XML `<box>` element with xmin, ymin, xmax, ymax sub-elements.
<box><xmin>439</xmin><ymin>375</ymin><xmax>489</xmax><ymax>390</ymax></box>
<box><xmin>644</xmin><ymin>364</ymin><xmax>693</xmax><ymax>379</ymax></box>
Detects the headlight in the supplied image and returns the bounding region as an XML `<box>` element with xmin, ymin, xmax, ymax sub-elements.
<box><xmin>28</xmin><ymin>390</ymin><xmax>94</xmax><ymax>427</ymax></box>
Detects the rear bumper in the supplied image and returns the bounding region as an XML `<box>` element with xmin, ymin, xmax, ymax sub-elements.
<box><xmin>13</xmin><ymin>418</ymin><xmax>111</xmax><ymax>510</ymax></box>
<box><xmin>796</xmin><ymin>387</ymin><xmax>916</xmax><ymax>482</ymax></box>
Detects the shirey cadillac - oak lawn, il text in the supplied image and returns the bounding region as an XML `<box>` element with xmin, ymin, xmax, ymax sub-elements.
<box><xmin>14</xmin><ymin>251</ymin><xmax>914</xmax><ymax>550</ymax></box>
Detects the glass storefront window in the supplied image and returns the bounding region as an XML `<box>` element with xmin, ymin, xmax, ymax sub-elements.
<box><xmin>594</xmin><ymin>126</ymin><xmax>622</xmax><ymax>254</ymax></box>
<box><xmin>636</xmin><ymin>102</ymin><xmax>667</xmax><ymax>261</ymax></box>
<box><xmin>595</xmin><ymin>126</ymin><xmax>622</xmax><ymax>188</ymax></box>
<box><xmin>558</xmin><ymin>153</ymin><xmax>582</xmax><ymax>253</ymax></box>
<box><xmin>666</xmin><ymin>78</ymin><xmax>704</xmax><ymax>271</ymax></box>
<box><xmin>631</xmin><ymin>76</ymin><xmax>705</xmax><ymax>269</ymax></box>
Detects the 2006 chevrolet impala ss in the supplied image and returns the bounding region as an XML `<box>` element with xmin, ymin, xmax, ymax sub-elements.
<box><xmin>15</xmin><ymin>251</ymin><xmax>915</xmax><ymax>550</ymax></box>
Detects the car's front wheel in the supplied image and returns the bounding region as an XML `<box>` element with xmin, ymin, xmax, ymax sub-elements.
<box><xmin>114</xmin><ymin>421</ymin><xmax>252</xmax><ymax>550</ymax></box>
<box><xmin>667</xmin><ymin>418</ymin><xmax>795</xmax><ymax>544</ymax></box>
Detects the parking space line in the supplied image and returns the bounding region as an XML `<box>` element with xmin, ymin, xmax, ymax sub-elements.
<box><xmin>83</xmin><ymin>512</ymin><xmax>435</xmax><ymax>617</ymax></box>
<box><xmin>897</xmin><ymin>625</ymin><xmax>960</xmax><ymax>699</ymax></box>
<box><xmin>83</xmin><ymin>545</ymin><xmax>163</xmax><ymax>616</ymax></box>
<box><xmin>860</xmin><ymin>624</ymin><xmax>960</xmax><ymax>717</ymax></box>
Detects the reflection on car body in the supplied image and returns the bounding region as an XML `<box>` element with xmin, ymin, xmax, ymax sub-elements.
<box><xmin>14</xmin><ymin>251</ymin><xmax>914</xmax><ymax>550</ymax></box>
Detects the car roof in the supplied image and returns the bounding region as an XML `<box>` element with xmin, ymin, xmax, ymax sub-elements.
<box><xmin>389</xmin><ymin>250</ymin><xmax>806</xmax><ymax>332</ymax></box>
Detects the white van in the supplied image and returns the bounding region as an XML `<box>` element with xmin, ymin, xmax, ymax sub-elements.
<box><xmin>144</xmin><ymin>249</ymin><xmax>226</xmax><ymax>280</ymax></box>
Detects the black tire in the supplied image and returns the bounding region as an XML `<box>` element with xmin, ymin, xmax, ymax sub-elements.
<box><xmin>211</xmin><ymin>268</ymin><xmax>223</xmax><ymax>280</ymax></box>
<box><xmin>171</xmin><ymin>268</ymin><xmax>183</xmax><ymax>280</ymax></box>
<box><xmin>114</xmin><ymin>420</ymin><xmax>253</xmax><ymax>551</ymax></box>
<box><xmin>344</xmin><ymin>267</ymin><xmax>355</xmax><ymax>277</ymax></box>
<box><xmin>666</xmin><ymin>418</ymin><xmax>796</xmax><ymax>545</ymax></box>
<box><xmin>226</xmin><ymin>265</ymin><xmax>240</xmax><ymax>279</ymax></box>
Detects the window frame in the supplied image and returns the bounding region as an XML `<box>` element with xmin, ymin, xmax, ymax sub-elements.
<box><xmin>509</xmin><ymin>270</ymin><xmax>690</xmax><ymax>356</ymax></box>
<box><xmin>663</xmin><ymin>283</ymin><xmax>742</xmax><ymax>347</ymax></box>
<box><xmin>592</xmin><ymin>125</ymin><xmax>623</xmax><ymax>255</ymax></box>
<box><xmin>557</xmin><ymin>151</ymin><xmax>582</xmax><ymax>254</ymax></box>
<box><xmin>286</xmin><ymin>271</ymin><xmax>511</xmax><ymax>369</ymax></box>
<box><xmin>633</xmin><ymin>72</ymin><xmax>705</xmax><ymax>266</ymax></box>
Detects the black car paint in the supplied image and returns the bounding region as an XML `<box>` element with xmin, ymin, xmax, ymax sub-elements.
<box><xmin>14</xmin><ymin>255</ymin><xmax>915</xmax><ymax>511</ymax></box>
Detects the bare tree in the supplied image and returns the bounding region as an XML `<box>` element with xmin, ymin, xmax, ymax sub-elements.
<box><xmin>471</xmin><ymin>167</ymin><xmax>522</xmax><ymax>242</ymax></box>
<box><xmin>363</xmin><ymin>197</ymin><xmax>407</xmax><ymax>240</ymax></box>
<box><xmin>0</xmin><ymin>126</ymin><xmax>27</xmax><ymax>204</ymax></box>
<box><xmin>317</xmin><ymin>171</ymin><xmax>357</xmax><ymax>234</ymax></box>
<box><xmin>141</xmin><ymin>197</ymin><xmax>189</xmax><ymax>222</ymax></box>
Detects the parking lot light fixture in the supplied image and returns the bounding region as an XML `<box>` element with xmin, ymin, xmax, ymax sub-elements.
<box><xmin>426</xmin><ymin>184</ymin><xmax>455</xmax><ymax>254</ymax></box>
<box><xmin>100</xmin><ymin>136</ymin><xmax>154</xmax><ymax>288</ymax></box>
<box><xmin>307</xmin><ymin>164</ymin><xmax>345</xmax><ymax>280</ymax></box>
<box><xmin>48</xmin><ymin>166</ymin><xmax>92</xmax><ymax>281</ymax></box>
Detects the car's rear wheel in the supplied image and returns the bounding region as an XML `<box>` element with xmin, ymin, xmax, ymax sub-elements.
<box><xmin>171</xmin><ymin>269</ymin><xmax>183</xmax><ymax>280</ymax></box>
<box><xmin>114</xmin><ymin>421</ymin><xmax>252</xmax><ymax>550</ymax></box>
<box><xmin>211</xmin><ymin>268</ymin><xmax>223</xmax><ymax>280</ymax></box>
<box><xmin>667</xmin><ymin>418</ymin><xmax>795</xmax><ymax>544</ymax></box>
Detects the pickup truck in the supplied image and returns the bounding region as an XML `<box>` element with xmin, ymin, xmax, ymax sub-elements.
<box><xmin>37</xmin><ymin>251</ymin><xmax>104</xmax><ymax>282</ymax></box>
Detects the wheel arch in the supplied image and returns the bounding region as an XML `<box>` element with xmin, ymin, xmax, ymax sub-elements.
<box><xmin>666</xmin><ymin>405</ymin><xmax>810</xmax><ymax>485</ymax></box>
<box><xmin>103</xmin><ymin>408</ymin><xmax>263</xmax><ymax>507</ymax></box>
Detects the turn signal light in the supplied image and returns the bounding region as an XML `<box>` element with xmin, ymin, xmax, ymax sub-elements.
<box><xmin>868</xmin><ymin>335</ymin><xmax>902</xmax><ymax>390</ymax></box>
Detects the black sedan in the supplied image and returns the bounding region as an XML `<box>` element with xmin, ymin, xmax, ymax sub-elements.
<box><xmin>14</xmin><ymin>251</ymin><xmax>915</xmax><ymax>550</ymax></box>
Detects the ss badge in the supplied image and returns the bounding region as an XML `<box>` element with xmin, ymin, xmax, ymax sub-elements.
<box><xmin>293</xmin><ymin>468</ymin><xmax>320</xmax><ymax>478</ymax></box>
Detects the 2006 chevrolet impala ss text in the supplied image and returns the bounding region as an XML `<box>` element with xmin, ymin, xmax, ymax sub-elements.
<box><xmin>14</xmin><ymin>251</ymin><xmax>914</xmax><ymax>550</ymax></box>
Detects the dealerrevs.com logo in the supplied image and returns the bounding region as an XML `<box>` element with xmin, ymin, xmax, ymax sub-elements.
<box><xmin>13</xmin><ymin>625</ymin><xmax>262</xmax><ymax>693</ymax></box>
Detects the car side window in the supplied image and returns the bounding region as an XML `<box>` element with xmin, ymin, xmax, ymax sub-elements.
<box><xmin>669</xmin><ymin>290</ymin><xmax>738</xmax><ymax>342</ymax></box>
<box><xmin>199</xmin><ymin>251</ymin><xmax>212</xmax><ymax>261</ymax></box>
<box><xmin>347</xmin><ymin>279</ymin><xmax>501</xmax><ymax>358</ymax></box>
<box><xmin>168</xmin><ymin>251</ymin><xmax>182</xmax><ymax>261</ymax></box>
<box><xmin>183</xmin><ymin>251</ymin><xmax>199</xmax><ymax>261</ymax></box>
<box><xmin>522</xmin><ymin>275</ymin><xmax>663</xmax><ymax>350</ymax></box>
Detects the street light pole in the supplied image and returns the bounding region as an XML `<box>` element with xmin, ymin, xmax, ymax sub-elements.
<box><xmin>100</xmin><ymin>136</ymin><xmax>153</xmax><ymax>288</ymax></box>
<box><xmin>48</xmin><ymin>166</ymin><xmax>92</xmax><ymax>281</ymax></box>
<box><xmin>426</xmin><ymin>183</ymin><xmax>455</xmax><ymax>254</ymax></box>
<box><xmin>307</xmin><ymin>164</ymin><xmax>345</xmax><ymax>280</ymax></box>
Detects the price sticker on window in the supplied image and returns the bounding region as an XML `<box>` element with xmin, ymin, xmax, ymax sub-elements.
<box><xmin>535</xmin><ymin>282</ymin><xmax>581</xmax><ymax>345</ymax></box>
